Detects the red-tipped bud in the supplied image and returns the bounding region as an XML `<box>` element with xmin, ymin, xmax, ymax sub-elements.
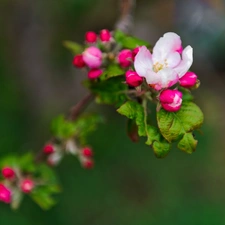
<box><xmin>99</xmin><ymin>29</ymin><xmax>111</xmax><ymax>42</ymax></box>
<box><xmin>118</xmin><ymin>49</ymin><xmax>133</xmax><ymax>68</ymax></box>
<box><xmin>0</xmin><ymin>184</ymin><xmax>11</xmax><ymax>204</ymax></box>
<box><xmin>85</xmin><ymin>31</ymin><xmax>97</xmax><ymax>43</ymax></box>
<box><xmin>179</xmin><ymin>72</ymin><xmax>198</xmax><ymax>88</ymax></box>
<box><xmin>159</xmin><ymin>89</ymin><xmax>183</xmax><ymax>112</ymax></box>
<box><xmin>2</xmin><ymin>167</ymin><xmax>15</xmax><ymax>179</ymax></box>
<box><xmin>132</xmin><ymin>47</ymin><xmax>140</xmax><ymax>60</ymax></box>
<box><xmin>88</xmin><ymin>68</ymin><xmax>103</xmax><ymax>79</ymax></box>
<box><xmin>83</xmin><ymin>159</ymin><xmax>94</xmax><ymax>169</ymax></box>
<box><xmin>20</xmin><ymin>179</ymin><xmax>35</xmax><ymax>193</ymax></box>
<box><xmin>72</xmin><ymin>54</ymin><xmax>86</xmax><ymax>68</ymax></box>
<box><xmin>82</xmin><ymin>147</ymin><xmax>93</xmax><ymax>157</ymax></box>
<box><xmin>83</xmin><ymin>46</ymin><xmax>102</xmax><ymax>68</ymax></box>
<box><xmin>43</xmin><ymin>144</ymin><xmax>54</xmax><ymax>154</ymax></box>
<box><xmin>125</xmin><ymin>70</ymin><xmax>143</xmax><ymax>87</ymax></box>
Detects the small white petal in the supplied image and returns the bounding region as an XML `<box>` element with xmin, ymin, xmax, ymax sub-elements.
<box><xmin>174</xmin><ymin>46</ymin><xmax>193</xmax><ymax>78</ymax></box>
<box><xmin>134</xmin><ymin>46</ymin><xmax>153</xmax><ymax>78</ymax></box>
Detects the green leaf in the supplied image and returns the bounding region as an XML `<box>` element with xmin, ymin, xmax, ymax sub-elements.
<box><xmin>152</xmin><ymin>140</ymin><xmax>171</xmax><ymax>158</ymax></box>
<box><xmin>114</xmin><ymin>30</ymin><xmax>151</xmax><ymax>49</ymax></box>
<box><xmin>177</xmin><ymin>132</ymin><xmax>197</xmax><ymax>154</ymax></box>
<box><xmin>86</xmin><ymin>76</ymin><xmax>128</xmax><ymax>107</ymax></box>
<box><xmin>19</xmin><ymin>153</ymin><xmax>36</xmax><ymax>173</ymax></box>
<box><xmin>157</xmin><ymin>102</ymin><xmax>204</xmax><ymax>143</ymax></box>
<box><xmin>51</xmin><ymin>115</ymin><xmax>76</xmax><ymax>139</ymax></box>
<box><xmin>146</xmin><ymin>125</ymin><xmax>171</xmax><ymax>158</ymax></box>
<box><xmin>117</xmin><ymin>101</ymin><xmax>146</xmax><ymax>136</ymax></box>
<box><xmin>30</xmin><ymin>187</ymin><xmax>57</xmax><ymax>210</ymax></box>
<box><xmin>63</xmin><ymin>40</ymin><xmax>83</xmax><ymax>54</ymax></box>
<box><xmin>73</xmin><ymin>114</ymin><xmax>103</xmax><ymax>145</ymax></box>
<box><xmin>100</xmin><ymin>64</ymin><xmax>125</xmax><ymax>80</ymax></box>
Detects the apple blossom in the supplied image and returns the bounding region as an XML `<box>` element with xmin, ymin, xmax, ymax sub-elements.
<box><xmin>82</xmin><ymin>147</ymin><xmax>93</xmax><ymax>157</ymax></box>
<box><xmin>83</xmin><ymin>159</ymin><xmax>94</xmax><ymax>169</ymax></box>
<box><xmin>159</xmin><ymin>89</ymin><xmax>183</xmax><ymax>112</ymax></box>
<box><xmin>83</xmin><ymin>46</ymin><xmax>102</xmax><ymax>68</ymax></box>
<box><xmin>179</xmin><ymin>71</ymin><xmax>197</xmax><ymax>88</ymax></box>
<box><xmin>132</xmin><ymin>47</ymin><xmax>140</xmax><ymax>60</ymax></box>
<box><xmin>2</xmin><ymin>167</ymin><xmax>15</xmax><ymax>179</ymax></box>
<box><xmin>72</xmin><ymin>55</ymin><xmax>86</xmax><ymax>68</ymax></box>
<box><xmin>85</xmin><ymin>31</ymin><xmax>97</xmax><ymax>43</ymax></box>
<box><xmin>0</xmin><ymin>184</ymin><xmax>11</xmax><ymax>203</ymax></box>
<box><xmin>88</xmin><ymin>68</ymin><xmax>103</xmax><ymax>79</ymax></box>
<box><xmin>134</xmin><ymin>32</ymin><xmax>193</xmax><ymax>90</ymax></box>
<box><xmin>43</xmin><ymin>144</ymin><xmax>54</xmax><ymax>154</ymax></box>
<box><xmin>118</xmin><ymin>49</ymin><xmax>133</xmax><ymax>68</ymax></box>
<box><xmin>21</xmin><ymin>179</ymin><xmax>35</xmax><ymax>193</ymax></box>
<box><xmin>100</xmin><ymin>29</ymin><xmax>111</xmax><ymax>42</ymax></box>
<box><xmin>125</xmin><ymin>70</ymin><xmax>143</xmax><ymax>87</ymax></box>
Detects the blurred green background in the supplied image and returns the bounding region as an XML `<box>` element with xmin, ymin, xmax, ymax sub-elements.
<box><xmin>0</xmin><ymin>0</ymin><xmax>225</xmax><ymax>224</ymax></box>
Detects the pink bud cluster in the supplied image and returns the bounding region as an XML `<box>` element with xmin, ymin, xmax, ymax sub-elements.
<box><xmin>72</xmin><ymin>29</ymin><xmax>113</xmax><ymax>80</ymax></box>
<box><xmin>0</xmin><ymin>166</ymin><xmax>35</xmax><ymax>204</ymax></box>
<box><xmin>79</xmin><ymin>147</ymin><xmax>94</xmax><ymax>169</ymax></box>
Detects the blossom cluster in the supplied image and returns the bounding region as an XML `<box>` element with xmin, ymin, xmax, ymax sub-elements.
<box><xmin>134</xmin><ymin>32</ymin><xmax>199</xmax><ymax>112</ymax></box>
<box><xmin>0</xmin><ymin>167</ymin><xmax>34</xmax><ymax>204</ymax></box>
<box><xmin>72</xmin><ymin>31</ymin><xmax>199</xmax><ymax>112</ymax></box>
<box><xmin>43</xmin><ymin>142</ymin><xmax>94</xmax><ymax>169</ymax></box>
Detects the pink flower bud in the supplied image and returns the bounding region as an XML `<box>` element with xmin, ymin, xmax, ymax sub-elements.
<box><xmin>82</xmin><ymin>147</ymin><xmax>93</xmax><ymax>157</ymax></box>
<box><xmin>2</xmin><ymin>167</ymin><xmax>15</xmax><ymax>179</ymax></box>
<box><xmin>125</xmin><ymin>70</ymin><xmax>143</xmax><ymax>87</ymax></box>
<box><xmin>99</xmin><ymin>29</ymin><xmax>111</xmax><ymax>42</ymax></box>
<box><xmin>43</xmin><ymin>144</ymin><xmax>54</xmax><ymax>154</ymax></box>
<box><xmin>85</xmin><ymin>31</ymin><xmax>97</xmax><ymax>43</ymax></box>
<box><xmin>159</xmin><ymin>89</ymin><xmax>182</xmax><ymax>112</ymax></box>
<box><xmin>179</xmin><ymin>72</ymin><xmax>198</xmax><ymax>88</ymax></box>
<box><xmin>118</xmin><ymin>49</ymin><xmax>133</xmax><ymax>68</ymax></box>
<box><xmin>21</xmin><ymin>179</ymin><xmax>35</xmax><ymax>193</ymax></box>
<box><xmin>72</xmin><ymin>55</ymin><xmax>86</xmax><ymax>68</ymax></box>
<box><xmin>83</xmin><ymin>159</ymin><xmax>94</xmax><ymax>169</ymax></box>
<box><xmin>0</xmin><ymin>184</ymin><xmax>11</xmax><ymax>204</ymax></box>
<box><xmin>132</xmin><ymin>47</ymin><xmax>140</xmax><ymax>60</ymax></box>
<box><xmin>88</xmin><ymin>68</ymin><xmax>103</xmax><ymax>79</ymax></box>
<box><xmin>83</xmin><ymin>46</ymin><xmax>102</xmax><ymax>68</ymax></box>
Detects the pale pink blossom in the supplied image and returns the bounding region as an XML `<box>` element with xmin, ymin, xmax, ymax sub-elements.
<box><xmin>21</xmin><ymin>179</ymin><xmax>35</xmax><ymax>193</ymax></box>
<box><xmin>134</xmin><ymin>32</ymin><xmax>193</xmax><ymax>90</ymax></box>
<box><xmin>83</xmin><ymin>47</ymin><xmax>102</xmax><ymax>68</ymax></box>
<box><xmin>159</xmin><ymin>89</ymin><xmax>182</xmax><ymax>112</ymax></box>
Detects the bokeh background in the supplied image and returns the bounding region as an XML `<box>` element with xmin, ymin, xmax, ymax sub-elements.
<box><xmin>0</xmin><ymin>0</ymin><xmax>225</xmax><ymax>224</ymax></box>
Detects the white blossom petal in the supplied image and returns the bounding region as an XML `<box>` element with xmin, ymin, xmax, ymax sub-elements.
<box><xmin>134</xmin><ymin>46</ymin><xmax>153</xmax><ymax>77</ymax></box>
<box><xmin>174</xmin><ymin>46</ymin><xmax>193</xmax><ymax>78</ymax></box>
<box><xmin>152</xmin><ymin>32</ymin><xmax>182</xmax><ymax>64</ymax></box>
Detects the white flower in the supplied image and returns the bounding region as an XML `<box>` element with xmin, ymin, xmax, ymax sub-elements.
<box><xmin>134</xmin><ymin>32</ymin><xmax>193</xmax><ymax>90</ymax></box>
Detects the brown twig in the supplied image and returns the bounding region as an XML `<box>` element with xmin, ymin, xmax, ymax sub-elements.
<box><xmin>68</xmin><ymin>93</ymin><xmax>94</xmax><ymax>121</ymax></box>
<box><xmin>115</xmin><ymin>0</ymin><xmax>136</xmax><ymax>34</ymax></box>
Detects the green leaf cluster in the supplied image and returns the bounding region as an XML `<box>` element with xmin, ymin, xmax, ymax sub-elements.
<box><xmin>157</xmin><ymin>102</ymin><xmax>204</xmax><ymax>153</ymax></box>
<box><xmin>117</xmin><ymin>101</ymin><xmax>171</xmax><ymax>158</ymax></box>
<box><xmin>51</xmin><ymin>113</ymin><xmax>103</xmax><ymax>144</ymax></box>
<box><xmin>85</xmin><ymin>76</ymin><xmax>128</xmax><ymax>107</ymax></box>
